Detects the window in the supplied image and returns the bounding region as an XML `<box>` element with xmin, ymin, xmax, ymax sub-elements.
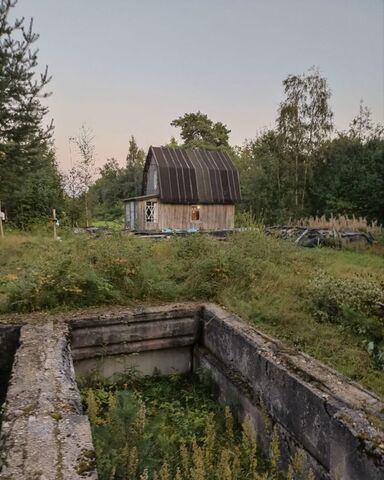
<box><xmin>145</xmin><ymin>201</ymin><xmax>157</xmax><ymax>223</ymax></box>
<box><xmin>153</xmin><ymin>169</ymin><xmax>158</xmax><ymax>191</ymax></box>
<box><xmin>191</xmin><ymin>205</ymin><xmax>200</xmax><ymax>221</ymax></box>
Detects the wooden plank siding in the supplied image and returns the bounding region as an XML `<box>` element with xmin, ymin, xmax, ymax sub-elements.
<box><xmin>127</xmin><ymin>200</ymin><xmax>235</xmax><ymax>231</ymax></box>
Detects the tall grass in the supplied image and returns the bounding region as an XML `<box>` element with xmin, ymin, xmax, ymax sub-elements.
<box><xmin>295</xmin><ymin>214</ymin><xmax>382</xmax><ymax>233</ymax></box>
<box><xmin>79</xmin><ymin>371</ymin><xmax>311</xmax><ymax>480</ymax></box>
<box><xmin>1</xmin><ymin>231</ymin><xmax>383</xmax><ymax>396</ymax></box>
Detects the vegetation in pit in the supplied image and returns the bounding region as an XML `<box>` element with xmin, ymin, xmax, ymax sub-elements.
<box><xmin>79</xmin><ymin>370</ymin><xmax>312</xmax><ymax>480</ymax></box>
<box><xmin>0</xmin><ymin>230</ymin><xmax>383</xmax><ymax>397</ymax></box>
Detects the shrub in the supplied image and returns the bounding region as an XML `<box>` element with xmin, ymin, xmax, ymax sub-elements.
<box><xmin>309</xmin><ymin>271</ymin><xmax>384</xmax><ymax>367</ymax></box>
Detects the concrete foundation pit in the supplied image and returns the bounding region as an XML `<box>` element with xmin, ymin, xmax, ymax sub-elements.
<box><xmin>0</xmin><ymin>303</ymin><xmax>383</xmax><ymax>480</ymax></box>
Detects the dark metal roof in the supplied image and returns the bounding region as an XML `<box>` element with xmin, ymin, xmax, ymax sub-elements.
<box><xmin>143</xmin><ymin>146</ymin><xmax>241</xmax><ymax>204</ymax></box>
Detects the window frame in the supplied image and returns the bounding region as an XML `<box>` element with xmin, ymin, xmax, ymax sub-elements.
<box><xmin>145</xmin><ymin>201</ymin><xmax>158</xmax><ymax>223</ymax></box>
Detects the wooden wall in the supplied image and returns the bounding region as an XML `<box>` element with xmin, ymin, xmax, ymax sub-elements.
<box><xmin>158</xmin><ymin>203</ymin><xmax>235</xmax><ymax>231</ymax></box>
<box><xmin>128</xmin><ymin>200</ymin><xmax>235</xmax><ymax>231</ymax></box>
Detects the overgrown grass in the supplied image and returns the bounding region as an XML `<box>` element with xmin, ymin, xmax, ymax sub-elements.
<box><xmin>79</xmin><ymin>371</ymin><xmax>310</xmax><ymax>480</ymax></box>
<box><xmin>0</xmin><ymin>230</ymin><xmax>383</xmax><ymax>396</ymax></box>
<box><xmin>295</xmin><ymin>214</ymin><xmax>382</xmax><ymax>233</ymax></box>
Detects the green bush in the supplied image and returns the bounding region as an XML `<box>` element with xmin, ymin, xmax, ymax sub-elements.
<box><xmin>309</xmin><ymin>271</ymin><xmax>384</xmax><ymax>367</ymax></box>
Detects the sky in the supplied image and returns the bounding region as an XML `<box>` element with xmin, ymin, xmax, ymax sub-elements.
<box><xmin>14</xmin><ymin>0</ymin><xmax>384</xmax><ymax>172</ymax></box>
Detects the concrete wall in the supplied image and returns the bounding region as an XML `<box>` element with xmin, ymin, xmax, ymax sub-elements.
<box><xmin>1</xmin><ymin>303</ymin><xmax>383</xmax><ymax>479</ymax></box>
<box><xmin>69</xmin><ymin>304</ymin><xmax>384</xmax><ymax>480</ymax></box>
<box><xmin>197</xmin><ymin>304</ymin><xmax>384</xmax><ymax>480</ymax></box>
<box><xmin>70</xmin><ymin>303</ymin><xmax>199</xmax><ymax>376</ymax></box>
<box><xmin>0</xmin><ymin>322</ymin><xmax>97</xmax><ymax>480</ymax></box>
<box><xmin>0</xmin><ymin>325</ymin><xmax>20</xmax><ymax>407</ymax></box>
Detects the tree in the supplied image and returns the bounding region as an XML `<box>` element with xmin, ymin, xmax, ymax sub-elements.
<box><xmin>125</xmin><ymin>135</ymin><xmax>145</xmax><ymax>197</ymax></box>
<box><xmin>165</xmin><ymin>136</ymin><xmax>179</xmax><ymax>148</ymax></box>
<box><xmin>309</xmin><ymin>102</ymin><xmax>384</xmax><ymax>224</ymax></box>
<box><xmin>235</xmin><ymin>130</ymin><xmax>292</xmax><ymax>223</ymax></box>
<box><xmin>277</xmin><ymin>68</ymin><xmax>333</xmax><ymax>214</ymax></box>
<box><xmin>311</xmin><ymin>134</ymin><xmax>384</xmax><ymax>224</ymax></box>
<box><xmin>89</xmin><ymin>157</ymin><xmax>125</xmax><ymax>220</ymax></box>
<box><xmin>64</xmin><ymin>125</ymin><xmax>96</xmax><ymax>226</ymax></box>
<box><xmin>170</xmin><ymin>112</ymin><xmax>231</xmax><ymax>150</ymax></box>
<box><xmin>87</xmin><ymin>136</ymin><xmax>145</xmax><ymax>222</ymax></box>
<box><xmin>0</xmin><ymin>0</ymin><xmax>62</xmax><ymax>227</ymax></box>
<box><xmin>348</xmin><ymin>100</ymin><xmax>384</xmax><ymax>142</ymax></box>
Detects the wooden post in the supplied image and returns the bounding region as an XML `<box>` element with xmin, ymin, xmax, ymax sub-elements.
<box><xmin>53</xmin><ymin>208</ymin><xmax>57</xmax><ymax>241</ymax></box>
<box><xmin>0</xmin><ymin>200</ymin><xmax>4</xmax><ymax>239</ymax></box>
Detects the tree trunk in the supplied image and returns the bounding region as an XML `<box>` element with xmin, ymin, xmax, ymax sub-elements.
<box><xmin>301</xmin><ymin>158</ymin><xmax>309</xmax><ymax>209</ymax></box>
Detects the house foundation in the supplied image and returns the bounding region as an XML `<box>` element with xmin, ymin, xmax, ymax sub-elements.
<box><xmin>0</xmin><ymin>304</ymin><xmax>383</xmax><ymax>479</ymax></box>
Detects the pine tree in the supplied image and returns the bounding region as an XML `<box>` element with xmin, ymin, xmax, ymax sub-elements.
<box><xmin>0</xmin><ymin>0</ymin><xmax>62</xmax><ymax>227</ymax></box>
<box><xmin>125</xmin><ymin>135</ymin><xmax>145</xmax><ymax>197</ymax></box>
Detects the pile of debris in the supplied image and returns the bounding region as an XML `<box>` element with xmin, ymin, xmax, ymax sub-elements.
<box><xmin>265</xmin><ymin>226</ymin><xmax>375</xmax><ymax>248</ymax></box>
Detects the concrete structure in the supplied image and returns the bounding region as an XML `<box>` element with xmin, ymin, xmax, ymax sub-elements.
<box><xmin>124</xmin><ymin>147</ymin><xmax>241</xmax><ymax>232</ymax></box>
<box><xmin>0</xmin><ymin>304</ymin><xmax>383</xmax><ymax>479</ymax></box>
<box><xmin>0</xmin><ymin>326</ymin><xmax>19</xmax><ymax>405</ymax></box>
<box><xmin>0</xmin><ymin>323</ymin><xmax>96</xmax><ymax>480</ymax></box>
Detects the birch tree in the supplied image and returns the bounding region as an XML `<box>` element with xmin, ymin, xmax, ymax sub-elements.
<box><xmin>277</xmin><ymin>68</ymin><xmax>333</xmax><ymax>214</ymax></box>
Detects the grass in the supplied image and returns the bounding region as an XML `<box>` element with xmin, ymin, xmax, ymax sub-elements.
<box><xmin>295</xmin><ymin>214</ymin><xmax>382</xmax><ymax>233</ymax></box>
<box><xmin>91</xmin><ymin>220</ymin><xmax>124</xmax><ymax>231</ymax></box>
<box><xmin>0</xmin><ymin>229</ymin><xmax>383</xmax><ymax>397</ymax></box>
<box><xmin>79</xmin><ymin>370</ymin><xmax>309</xmax><ymax>480</ymax></box>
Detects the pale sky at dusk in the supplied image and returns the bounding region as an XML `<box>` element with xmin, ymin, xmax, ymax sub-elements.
<box><xmin>16</xmin><ymin>0</ymin><xmax>384</xmax><ymax>172</ymax></box>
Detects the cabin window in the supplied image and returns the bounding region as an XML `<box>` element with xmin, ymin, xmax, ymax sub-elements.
<box><xmin>145</xmin><ymin>201</ymin><xmax>157</xmax><ymax>223</ymax></box>
<box><xmin>191</xmin><ymin>205</ymin><xmax>200</xmax><ymax>221</ymax></box>
<box><xmin>153</xmin><ymin>169</ymin><xmax>158</xmax><ymax>191</ymax></box>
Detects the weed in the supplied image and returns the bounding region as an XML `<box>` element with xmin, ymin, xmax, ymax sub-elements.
<box><xmin>1</xmin><ymin>230</ymin><xmax>384</xmax><ymax>396</ymax></box>
<box><xmin>80</xmin><ymin>372</ymin><xmax>281</xmax><ymax>480</ymax></box>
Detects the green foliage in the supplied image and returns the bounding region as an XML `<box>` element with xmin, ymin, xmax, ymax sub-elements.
<box><xmin>170</xmin><ymin>111</ymin><xmax>231</xmax><ymax>150</ymax></box>
<box><xmin>79</xmin><ymin>372</ymin><xmax>279</xmax><ymax>480</ymax></box>
<box><xmin>234</xmin><ymin>131</ymin><xmax>292</xmax><ymax>223</ymax></box>
<box><xmin>87</xmin><ymin>136</ymin><xmax>145</xmax><ymax>222</ymax></box>
<box><xmin>348</xmin><ymin>100</ymin><xmax>384</xmax><ymax>142</ymax></box>
<box><xmin>0</xmin><ymin>0</ymin><xmax>63</xmax><ymax>228</ymax></box>
<box><xmin>287</xmin><ymin>450</ymin><xmax>306</xmax><ymax>480</ymax></box>
<box><xmin>311</xmin><ymin>135</ymin><xmax>384</xmax><ymax>225</ymax></box>
<box><xmin>309</xmin><ymin>271</ymin><xmax>384</xmax><ymax>367</ymax></box>
<box><xmin>235</xmin><ymin>74</ymin><xmax>383</xmax><ymax>226</ymax></box>
<box><xmin>1</xmin><ymin>231</ymin><xmax>384</xmax><ymax>396</ymax></box>
<box><xmin>277</xmin><ymin>67</ymin><xmax>333</xmax><ymax>215</ymax></box>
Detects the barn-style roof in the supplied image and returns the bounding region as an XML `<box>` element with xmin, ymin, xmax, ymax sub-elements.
<box><xmin>143</xmin><ymin>146</ymin><xmax>241</xmax><ymax>204</ymax></box>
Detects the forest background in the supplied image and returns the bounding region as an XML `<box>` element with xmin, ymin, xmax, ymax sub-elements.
<box><xmin>0</xmin><ymin>0</ymin><xmax>383</xmax><ymax>230</ymax></box>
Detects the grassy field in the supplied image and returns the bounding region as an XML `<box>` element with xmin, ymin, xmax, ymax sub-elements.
<box><xmin>0</xmin><ymin>229</ymin><xmax>383</xmax><ymax>396</ymax></box>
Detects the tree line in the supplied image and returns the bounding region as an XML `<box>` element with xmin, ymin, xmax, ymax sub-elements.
<box><xmin>1</xmin><ymin>0</ymin><xmax>383</xmax><ymax>229</ymax></box>
<box><xmin>236</xmin><ymin>97</ymin><xmax>384</xmax><ymax>225</ymax></box>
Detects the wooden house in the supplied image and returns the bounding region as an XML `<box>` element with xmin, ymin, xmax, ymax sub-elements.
<box><xmin>124</xmin><ymin>146</ymin><xmax>241</xmax><ymax>232</ymax></box>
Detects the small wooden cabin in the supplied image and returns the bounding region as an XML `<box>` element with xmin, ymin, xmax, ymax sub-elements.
<box><xmin>124</xmin><ymin>146</ymin><xmax>241</xmax><ymax>232</ymax></box>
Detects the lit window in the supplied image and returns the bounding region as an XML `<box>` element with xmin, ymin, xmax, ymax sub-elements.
<box><xmin>191</xmin><ymin>205</ymin><xmax>200</xmax><ymax>221</ymax></box>
<box><xmin>145</xmin><ymin>201</ymin><xmax>157</xmax><ymax>223</ymax></box>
